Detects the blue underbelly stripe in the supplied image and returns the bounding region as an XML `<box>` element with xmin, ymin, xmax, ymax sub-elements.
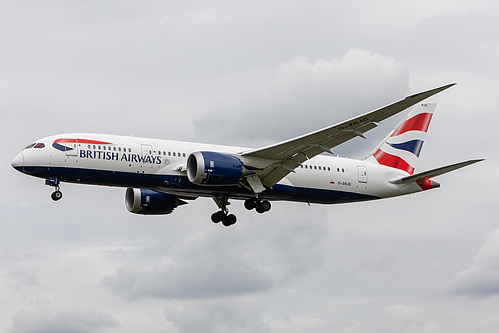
<box><xmin>21</xmin><ymin>166</ymin><xmax>380</xmax><ymax>204</ymax></box>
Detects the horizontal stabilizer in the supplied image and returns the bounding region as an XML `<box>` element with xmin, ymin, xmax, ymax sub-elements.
<box><xmin>389</xmin><ymin>159</ymin><xmax>484</xmax><ymax>184</ymax></box>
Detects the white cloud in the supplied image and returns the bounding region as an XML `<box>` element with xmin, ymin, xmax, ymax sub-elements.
<box><xmin>193</xmin><ymin>48</ymin><xmax>409</xmax><ymax>148</ymax></box>
<box><xmin>447</xmin><ymin>229</ymin><xmax>499</xmax><ymax>298</ymax></box>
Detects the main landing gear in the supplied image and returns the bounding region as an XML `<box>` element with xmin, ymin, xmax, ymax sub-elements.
<box><xmin>244</xmin><ymin>198</ymin><xmax>271</xmax><ymax>214</ymax></box>
<box><xmin>211</xmin><ymin>196</ymin><xmax>272</xmax><ymax>227</ymax></box>
<box><xmin>211</xmin><ymin>197</ymin><xmax>237</xmax><ymax>227</ymax></box>
<box><xmin>45</xmin><ymin>177</ymin><xmax>63</xmax><ymax>201</ymax></box>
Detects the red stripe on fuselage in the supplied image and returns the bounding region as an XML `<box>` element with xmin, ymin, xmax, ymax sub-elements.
<box><xmin>373</xmin><ymin>149</ymin><xmax>415</xmax><ymax>175</ymax></box>
<box><xmin>54</xmin><ymin>138</ymin><xmax>112</xmax><ymax>145</ymax></box>
<box><xmin>391</xmin><ymin>113</ymin><xmax>433</xmax><ymax>137</ymax></box>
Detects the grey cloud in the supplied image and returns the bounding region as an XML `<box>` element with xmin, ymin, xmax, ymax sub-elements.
<box><xmin>103</xmin><ymin>205</ymin><xmax>330</xmax><ymax>301</ymax></box>
<box><xmin>447</xmin><ymin>229</ymin><xmax>499</xmax><ymax>298</ymax></box>
<box><xmin>263</xmin><ymin>206</ymin><xmax>330</xmax><ymax>284</ymax></box>
<box><xmin>103</xmin><ymin>229</ymin><xmax>274</xmax><ymax>300</ymax></box>
<box><xmin>193</xmin><ymin>48</ymin><xmax>409</xmax><ymax>148</ymax></box>
<box><xmin>381</xmin><ymin>305</ymin><xmax>439</xmax><ymax>333</ymax></box>
<box><xmin>10</xmin><ymin>306</ymin><xmax>116</xmax><ymax>333</ymax></box>
<box><xmin>1</xmin><ymin>250</ymin><xmax>39</xmax><ymax>289</ymax></box>
<box><xmin>163</xmin><ymin>298</ymin><xmax>270</xmax><ymax>333</ymax></box>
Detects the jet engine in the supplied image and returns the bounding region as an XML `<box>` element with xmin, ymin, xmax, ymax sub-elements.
<box><xmin>187</xmin><ymin>151</ymin><xmax>250</xmax><ymax>186</ymax></box>
<box><xmin>125</xmin><ymin>188</ymin><xmax>186</xmax><ymax>215</ymax></box>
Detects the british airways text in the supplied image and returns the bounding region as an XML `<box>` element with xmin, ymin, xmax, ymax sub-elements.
<box><xmin>79</xmin><ymin>150</ymin><xmax>162</xmax><ymax>164</ymax></box>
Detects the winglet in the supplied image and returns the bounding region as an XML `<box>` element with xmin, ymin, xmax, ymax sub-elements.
<box><xmin>405</xmin><ymin>83</ymin><xmax>456</xmax><ymax>101</ymax></box>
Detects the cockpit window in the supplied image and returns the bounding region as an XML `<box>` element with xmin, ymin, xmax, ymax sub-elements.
<box><xmin>25</xmin><ymin>143</ymin><xmax>45</xmax><ymax>149</ymax></box>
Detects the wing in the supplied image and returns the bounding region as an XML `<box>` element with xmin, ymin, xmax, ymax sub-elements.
<box><xmin>240</xmin><ymin>83</ymin><xmax>456</xmax><ymax>188</ymax></box>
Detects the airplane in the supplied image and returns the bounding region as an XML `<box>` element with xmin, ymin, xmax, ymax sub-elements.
<box><xmin>11</xmin><ymin>83</ymin><xmax>483</xmax><ymax>226</ymax></box>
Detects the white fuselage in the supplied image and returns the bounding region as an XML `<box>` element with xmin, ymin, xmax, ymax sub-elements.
<box><xmin>12</xmin><ymin>133</ymin><xmax>427</xmax><ymax>205</ymax></box>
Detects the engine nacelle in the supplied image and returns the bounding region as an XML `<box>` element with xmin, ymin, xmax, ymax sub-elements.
<box><xmin>125</xmin><ymin>188</ymin><xmax>184</xmax><ymax>215</ymax></box>
<box><xmin>187</xmin><ymin>151</ymin><xmax>246</xmax><ymax>186</ymax></box>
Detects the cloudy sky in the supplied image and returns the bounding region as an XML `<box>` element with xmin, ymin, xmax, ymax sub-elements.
<box><xmin>1</xmin><ymin>1</ymin><xmax>498</xmax><ymax>332</ymax></box>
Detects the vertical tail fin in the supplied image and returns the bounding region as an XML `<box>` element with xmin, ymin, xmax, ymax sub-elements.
<box><xmin>365</xmin><ymin>103</ymin><xmax>436</xmax><ymax>175</ymax></box>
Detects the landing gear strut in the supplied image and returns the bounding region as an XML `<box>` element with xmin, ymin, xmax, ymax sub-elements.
<box><xmin>46</xmin><ymin>177</ymin><xmax>63</xmax><ymax>201</ymax></box>
<box><xmin>244</xmin><ymin>198</ymin><xmax>271</xmax><ymax>214</ymax></box>
<box><xmin>211</xmin><ymin>196</ymin><xmax>237</xmax><ymax>227</ymax></box>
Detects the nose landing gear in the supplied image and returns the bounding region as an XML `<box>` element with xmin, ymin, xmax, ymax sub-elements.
<box><xmin>51</xmin><ymin>189</ymin><xmax>63</xmax><ymax>201</ymax></box>
<box><xmin>45</xmin><ymin>177</ymin><xmax>63</xmax><ymax>201</ymax></box>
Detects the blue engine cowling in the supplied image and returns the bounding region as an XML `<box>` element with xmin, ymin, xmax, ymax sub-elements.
<box><xmin>125</xmin><ymin>188</ymin><xmax>185</xmax><ymax>215</ymax></box>
<box><xmin>187</xmin><ymin>151</ymin><xmax>248</xmax><ymax>186</ymax></box>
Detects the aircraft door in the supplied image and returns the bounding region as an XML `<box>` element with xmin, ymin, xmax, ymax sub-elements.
<box><xmin>141</xmin><ymin>144</ymin><xmax>153</xmax><ymax>157</ymax></box>
<box><xmin>357</xmin><ymin>165</ymin><xmax>368</xmax><ymax>183</ymax></box>
<box><xmin>66</xmin><ymin>140</ymin><xmax>78</xmax><ymax>156</ymax></box>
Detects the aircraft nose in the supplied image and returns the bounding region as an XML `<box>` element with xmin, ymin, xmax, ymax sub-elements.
<box><xmin>11</xmin><ymin>152</ymin><xmax>24</xmax><ymax>172</ymax></box>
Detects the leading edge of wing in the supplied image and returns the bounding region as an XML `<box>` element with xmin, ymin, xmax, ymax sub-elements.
<box><xmin>241</xmin><ymin>83</ymin><xmax>456</xmax><ymax>160</ymax></box>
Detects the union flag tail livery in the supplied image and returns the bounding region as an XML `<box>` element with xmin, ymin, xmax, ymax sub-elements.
<box><xmin>11</xmin><ymin>84</ymin><xmax>484</xmax><ymax>227</ymax></box>
<box><xmin>367</xmin><ymin>103</ymin><xmax>436</xmax><ymax>175</ymax></box>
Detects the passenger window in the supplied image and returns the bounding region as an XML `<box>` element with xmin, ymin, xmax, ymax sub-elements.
<box><xmin>113</xmin><ymin>147</ymin><xmax>116</xmax><ymax>151</ymax></box>
<box><xmin>93</xmin><ymin>145</ymin><xmax>96</xmax><ymax>149</ymax></box>
<box><xmin>173</xmin><ymin>152</ymin><xmax>176</xmax><ymax>157</ymax></box>
<box><xmin>118</xmin><ymin>147</ymin><xmax>121</xmax><ymax>152</ymax></box>
<box><xmin>318</xmin><ymin>166</ymin><xmax>322</xmax><ymax>170</ymax></box>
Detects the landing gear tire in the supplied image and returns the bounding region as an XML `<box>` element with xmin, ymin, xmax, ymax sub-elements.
<box><xmin>212</xmin><ymin>196</ymin><xmax>237</xmax><ymax>227</ymax></box>
<box><xmin>256</xmin><ymin>200</ymin><xmax>271</xmax><ymax>214</ymax></box>
<box><xmin>212</xmin><ymin>211</ymin><xmax>237</xmax><ymax>226</ymax></box>
<box><xmin>51</xmin><ymin>190</ymin><xmax>63</xmax><ymax>201</ymax></box>
<box><xmin>222</xmin><ymin>214</ymin><xmax>237</xmax><ymax>227</ymax></box>
<box><xmin>211</xmin><ymin>211</ymin><xmax>225</xmax><ymax>223</ymax></box>
<box><xmin>244</xmin><ymin>198</ymin><xmax>259</xmax><ymax>210</ymax></box>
